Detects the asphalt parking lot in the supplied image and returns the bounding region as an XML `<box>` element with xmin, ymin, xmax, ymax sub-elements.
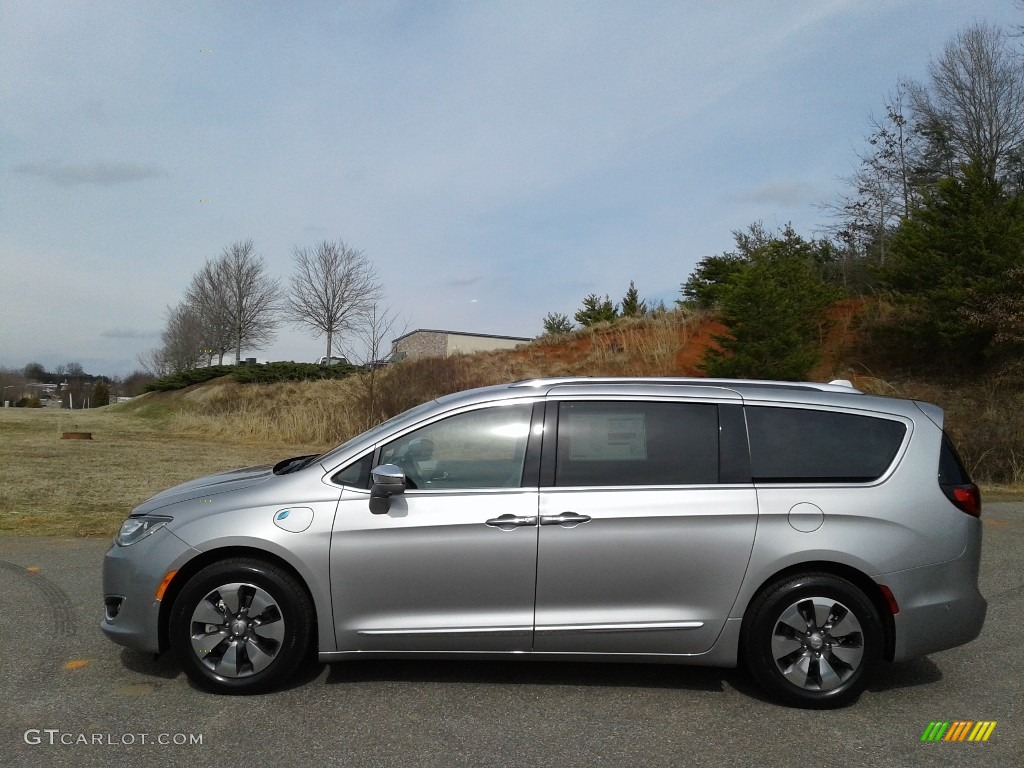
<box><xmin>1</xmin><ymin>504</ymin><xmax>1021</xmax><ymax>768</ymax></box>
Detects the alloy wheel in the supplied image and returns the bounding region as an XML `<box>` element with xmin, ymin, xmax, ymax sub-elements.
<box><xmin>188</xmin><ymin>582</ymin><xmax>286</xmax><ymax>678</ymax></box>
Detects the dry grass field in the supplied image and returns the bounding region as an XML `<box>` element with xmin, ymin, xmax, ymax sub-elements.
<box><xmin>0</xmin><ymin>406</ymin><xmax>321</xmax><ymax>537</ymax></box>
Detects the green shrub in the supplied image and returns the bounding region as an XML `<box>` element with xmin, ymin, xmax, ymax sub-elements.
<box><xmin>144</xmin><ymin>366</ymin><xmax>236</xmax><ymax>392</ymax></box>
<box><xmin>144</xmin><ymin>362</ymin><xmax>360</xmax><ymax>392</ymax></box>
<box><xmin>231</xmin><ymin>361</ymin><xmax>359</xmax><ymax>384</ymax></box>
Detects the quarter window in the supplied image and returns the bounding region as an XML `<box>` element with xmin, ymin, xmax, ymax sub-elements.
<box><xmin>938</xmin><ymin>432</ymin><xmax>972</xmax><ymax>484</ymax></box>
<box><xmin>332</xmin><ymin>453</ymin><xmax>373</xmax><ymax>488</ymax></box>
<box><xmin>554</xmin><ymin>402</ymin><xmax>719</xmax><ymax>486</ymax></box>
<box><xmin>379</xmin><ymin>404</ymin><xmax>533</xmax><ymax>490</ymax></box>
<box><xmin>746</xmin><ymin>406</ymin><xmax>906</xmax><ymax>483</ymax></box>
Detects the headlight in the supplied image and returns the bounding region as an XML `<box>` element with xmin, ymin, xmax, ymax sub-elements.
<box><xmin>115</xmin><ymin>515</ymin><xmax>173</xmax><ymax>546</ymax></box>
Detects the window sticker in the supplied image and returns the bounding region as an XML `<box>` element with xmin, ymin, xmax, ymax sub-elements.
<box><xmin>569</xmin><ymin>412</ymin><xmax>647</xmax><ymax>461</ymax></box>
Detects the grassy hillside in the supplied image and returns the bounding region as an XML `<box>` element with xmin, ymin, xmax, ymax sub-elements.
<box><xmin>121</xmin><ymin>305</ymin><xmax>1023</xmax><ymax>488</ymax></box>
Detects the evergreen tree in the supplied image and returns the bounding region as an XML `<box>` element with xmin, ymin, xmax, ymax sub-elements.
<box><xmin>92</xmin><ymin>381</ymin><xmax>110</xmax><ymax>407</ymax></box>
<box><xmin>701</xmin><ymin>229</ymin><xmax>840</xmax><ymax>380</ymax></box>
<box><xmin>879</xmin><ymin>161</ymin><xmax>1024</xmax><ymax>363</ymax></box>
<box><xmin>620</xmin><ymin>281</ymin><xmax>648</xmax><ymax>317</ymax></box>
<box><xmin>574</xmin><ymin>294</ymin><xmax>618</xmax><ymax>326</ymax></box>
<box><xmin>678</xmin><ymin>223</ymin><xmax>776</xmax><ymax>309</ymax></box>
<box><xmin>541</xmin><ymin>312</ymin><xmax>574</xmax><ymax>335</ymax></box>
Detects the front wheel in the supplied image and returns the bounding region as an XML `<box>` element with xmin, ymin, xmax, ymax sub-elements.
<box><xmin>169</xmin><ymin>558</ymin><xmax>315</xmax><ymax>694</ymax></box>
<box><xmin>741</xmin><ymin>573</ymin><xmax>883</xmax><ymax>709</ymax></box>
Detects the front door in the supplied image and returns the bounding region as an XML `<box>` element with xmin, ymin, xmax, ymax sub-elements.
<box><xmin>330</xmin><ymin>402</ymin><xmax>540</xmax><ymax>652</ymax></box>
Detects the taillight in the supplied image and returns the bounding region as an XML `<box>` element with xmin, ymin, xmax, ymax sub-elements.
<box><xmin>943</xmin><ymin>483</ymin><xmax>981</xmax><ymax>517</ymax></box>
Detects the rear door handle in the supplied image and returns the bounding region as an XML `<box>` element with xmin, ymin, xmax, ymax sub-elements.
<box><xmin>539</xmin><ymin>512</ymin><xmax>592</xmax><ymax>528</ymax></box>
<box><xmin>485</xmin><ymin>514</ymin><xmax>538</xmax><ymax>531</ymax></box>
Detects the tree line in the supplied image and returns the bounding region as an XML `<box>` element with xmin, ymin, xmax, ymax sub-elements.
<box><xmin>142</xmin><ymin>239</ymin><xmax>401</xmax><ymax>376</ymax></box>
<box><xmin>542</xmin><ymin>281</ymin><xmax>669</xmax><ymax>335</ymax></box>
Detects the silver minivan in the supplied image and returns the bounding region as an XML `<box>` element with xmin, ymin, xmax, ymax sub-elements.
<box><xmin>101</xmin><ymin>377</ymin><xmax>986</xmax><ymax>708</ymax></box>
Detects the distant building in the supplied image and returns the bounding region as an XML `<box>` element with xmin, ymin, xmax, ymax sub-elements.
<box><xmin>391</xmin><ymin>329</ymin><xmax>532</xmax><ymax>361</ymax></box>
<box><xmin>29</xmin><ymin>383</ymin><xmax>59</xmax><ymax>398</ymax></box>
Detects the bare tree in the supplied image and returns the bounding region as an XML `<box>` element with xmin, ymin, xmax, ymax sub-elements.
<box><xmin>216</xmin><ymin>239</ymin><xmax>283</xmax><ymax>364</ymax></box>
<box><xmin>118</xmin><ymin>370</ymin><xmax>156</xmax><ymax>397</ymax></box>
<box><xmin>910</xmin><ymin>23</ymin><xmax>1024</xmax><ymax>184</ymax></box>
<box><xmin>136</xmin><ymin>347</ymin><xmax>170</xmax><ymax>377</ymax></box>
<box><xmin>823</xmin><ymin>84</ymin><xmax>923</xmax><ymax>271</ymax></box>
<box><xmin>286</xmin><ymin>240</ymin><xmax>381</xmax><ymax>362</ymax></box>
<box><xmin>964</xmin><ymin>265</ymin><xmax>1024</xmax><ymax>348</ymax></box>
<box><xmin>185</xmin><ymin>258</ymin><xmax>235</xmax><ymax>364</ymax></box>
<box><xmin>160</xmin><ymin>300</ymin><xmax>206</xmax><ymax>373</ymax></box>
<box><xmin>349</xmin><ymin>303</ymin><xmax>407</xmax><ymax>427</ymax></box>
<box><xmin>350</xmin><ymin>302</ymin><xmax>406</xmax><ymax>365</ymax></box>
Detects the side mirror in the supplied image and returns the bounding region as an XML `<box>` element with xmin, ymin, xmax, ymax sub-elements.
<box><xmin>369</xmin><ymin>464</ymin><xmax>406</xmax><ymax>515</ymax></box>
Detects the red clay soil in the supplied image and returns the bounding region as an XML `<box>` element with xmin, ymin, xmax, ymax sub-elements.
<box><xmin>675</xmin><ymin>319</ymin><xmax>727</xmax><ymax>375</ymax></box>
<box><xmin>810</xmin><ymin>298</ymin><xmax>868</xmax><ymax>381</ymax></box>
<box><xmin>494</xmin><ymin>316</ymin><xmax>728</xmax><ymax>378</ymax></box>
<box><xmin>492</xmin><ymin>302</ymin><xmax>865</xmax><ymax>381</ymax></box>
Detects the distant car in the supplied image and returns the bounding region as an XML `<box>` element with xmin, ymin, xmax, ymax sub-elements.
<box><xmin>101</xmin><ymin>377</ymin><xmax>986</xmax><ymax>708</ymax></box>
<box><xmin>315</xmin><ymin>356</ymin><xmax>350</xmax><ymax>366</ymax></box>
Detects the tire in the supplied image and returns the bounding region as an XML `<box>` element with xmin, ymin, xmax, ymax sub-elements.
<box><xmin>741</xmin><ymin>573</ymin><xmax>882</xmax><ymax>709</ymax></box>
<box><xmin>169</xmin><ymin>558</ymin><xmax>315</xmax><ymax>694</ymax></box>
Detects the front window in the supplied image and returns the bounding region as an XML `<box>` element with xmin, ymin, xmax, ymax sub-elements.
<box><xmin>379</xmin><ymin>404</ymin><xmax>534</xmax><ymax>490</ymax></box>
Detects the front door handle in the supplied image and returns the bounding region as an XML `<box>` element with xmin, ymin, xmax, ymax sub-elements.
<box><xmin>485</xmin><ymin>513</ymin><xmax>538</xmax><ymax>531</ymax></box>
<box><xmin>539</xmin><ymin>512</ymin><xmax>592</xmax><ymax>528</ymax></box>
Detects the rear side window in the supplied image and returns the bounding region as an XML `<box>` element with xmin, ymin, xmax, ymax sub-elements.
<box><xmin>555</xmin><ymin>402</ymin><xmax>719</xmax><ymax>486</ymax></box>
<box><xmin>746</xmin><ymin>407</ymin><xmax>906</xmax><ymax>483</ymax></box>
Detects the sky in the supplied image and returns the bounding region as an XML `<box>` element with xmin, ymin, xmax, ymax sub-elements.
<box><xmin>2</xmin><ymin>0</ymin><xmax>1021</xmax><ymax>377</ymax></box>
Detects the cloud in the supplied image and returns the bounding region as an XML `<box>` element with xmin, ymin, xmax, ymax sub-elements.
<box><xmin>446</xmin><ymin>276</ymin><xmax>483</xmax><ymax>288</ymax></box>
<box><xmin>734</xmin><ymin>180</ymin><xmax>818</xmax><ymax>206</ymax></box>
<box><xmin>101</xmin><ymin>328</ymin><xmax>159</xmax><ymax>339</ymax></box>
<box><xmin>14</xmin><ymin>160</ymin><xmax>167</xmax><ymax>187</ymax></box>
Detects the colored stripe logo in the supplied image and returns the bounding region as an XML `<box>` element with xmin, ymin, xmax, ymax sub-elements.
<box><xmin>921</xmin><ymin>721</ymin><xmax>997</xmax><ymax>742</ymax></box>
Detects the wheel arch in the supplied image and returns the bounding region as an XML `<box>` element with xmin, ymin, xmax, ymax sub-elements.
<box><xmin>157</xmin><ymin>546</ymin><xmax>319</xmax><ymax>656</ymax></box>
<box><xmin>739</xmin><ymin>561</ymin><xmax>896</xmax><ymax>662</ymax></box>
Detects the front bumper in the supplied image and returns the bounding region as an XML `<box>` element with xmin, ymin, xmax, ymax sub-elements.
<box><xmin>100</xmin><ymin>527</ymin><xmax>199</xmax><ymax>653</ymax></box>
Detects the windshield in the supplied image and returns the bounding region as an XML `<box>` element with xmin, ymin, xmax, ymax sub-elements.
<box><xmin>316</xmin><ymin>399</ymin><xmax>439</xmax><ymax>468</ymax></box>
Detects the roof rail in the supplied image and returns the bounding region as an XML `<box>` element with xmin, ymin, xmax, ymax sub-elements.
<box><xmin>509</xmin><ymin>376</ymin><xmax>863</xmax><ymax>394</ymax></box>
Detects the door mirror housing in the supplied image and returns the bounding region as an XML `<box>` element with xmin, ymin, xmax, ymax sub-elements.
<box><xmin>369</xmin><ymin>464</ymin><xmax>406</xmax><ymax>514</ymax></box>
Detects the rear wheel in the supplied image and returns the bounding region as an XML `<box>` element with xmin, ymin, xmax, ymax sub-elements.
<box><xmin>741</xmin><ymin>573</ymin><xmax>882</xmax><ymax>708</ymax></box>
<box><xmin>169</xmin><ymin>558</ymin><xmax>314</xmax><ymax>694</ymax></box>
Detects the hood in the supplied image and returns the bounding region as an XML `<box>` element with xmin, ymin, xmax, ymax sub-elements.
<box><xmin>132</xmin><ymin>464</ymin><xmax>275</xmax><ymax>514</ymax></box>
